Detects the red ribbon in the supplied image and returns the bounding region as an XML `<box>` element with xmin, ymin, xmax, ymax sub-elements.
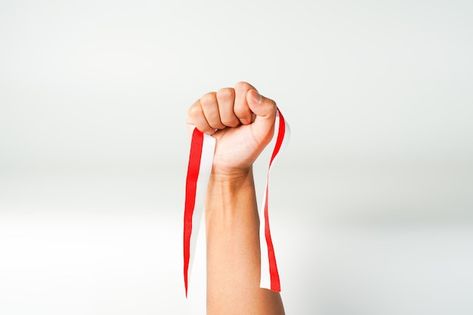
<box><xmin>183</xmin><ymin>128</ymin><xmax>204</xmax><ymax>297</ymax></box>
<box><xmin>183</xmin><ymin>110</ymin><xmax>287</xmax><ymax>296</ymax></box>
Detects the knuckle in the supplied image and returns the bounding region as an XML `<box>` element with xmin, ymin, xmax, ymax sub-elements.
<box><xmin>217</xmin><ymin>87</ymin><xmax>235</xmax><ymax>100</ymax></box>
<box><xmin>234</xmin><ymin>81</ymin><xmax>254</xmax><ymax>91</ymax></box>
<box><xmin>200</xmin><ymin>92</ymin><xmax>216</xmax><ymax>105</ymax></box>
<box><xmin>187</xmin><ymin>102</ymin><xmax>202</xmax><ymax>118</ymax></box>
<box><xmin>266</xmin><ymin>98</ymin><xmax>277</xmax><ymax>109</ymax></box>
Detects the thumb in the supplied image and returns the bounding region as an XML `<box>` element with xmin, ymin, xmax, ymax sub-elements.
<box><xmin>246</xmin><ymin>89</ymin><xmax>277</xmax><ymax>143</ymax></box>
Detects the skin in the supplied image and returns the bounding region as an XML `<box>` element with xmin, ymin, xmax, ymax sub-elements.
<box><xmin>187</xmin><ymin>82</ymin><xmax>285</xmax><ymax>315</ymax></box>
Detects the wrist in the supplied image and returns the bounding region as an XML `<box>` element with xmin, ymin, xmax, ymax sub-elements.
<box><xmin>209</xmin><ymin>166</ymin><xmax>253</xmax><ymax>185</ymax></box>
<box><xmin>206</xmin><ymin>167</ymin><xmax>255</xmax><ymax>217</ymax></box>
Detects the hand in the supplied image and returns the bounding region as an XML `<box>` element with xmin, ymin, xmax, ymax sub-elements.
<box><xmin>187</xmin><ymin>82</ymin><xmax>277</xmax><ymax>176</ymax></box>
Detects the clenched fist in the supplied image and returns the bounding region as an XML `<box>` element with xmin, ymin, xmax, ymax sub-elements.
<box><xmin>187</xmin><ymin>81</ymin><xmax>277</xmax><ymax>175</ymax></box>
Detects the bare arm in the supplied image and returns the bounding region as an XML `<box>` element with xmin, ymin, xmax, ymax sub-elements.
<box><xmin>187</xmin><ymin>82</ymin><xmax>285</xmax><ymax>315</ymax></box>
<box><xmin>206</xmin><ymin>169</ymin><xmax>284</xmax><ymax>314</ymax></box>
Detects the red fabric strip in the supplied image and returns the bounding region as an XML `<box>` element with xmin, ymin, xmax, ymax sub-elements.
<box><xmin>183</xmin><ymin>128</ymin><xmax>204</xmax><ymax>297</ymax></box>
<box><xmin>264</xmin><ymin>110</ymin><xmax>286</xmax><ymax>292</ymax></box>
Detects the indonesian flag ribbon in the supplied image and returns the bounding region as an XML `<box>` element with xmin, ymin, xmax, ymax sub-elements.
<box><xmin>183</xmin><ymin>109</ymin><xmax>289</xmax><ymax>297</ymax></box>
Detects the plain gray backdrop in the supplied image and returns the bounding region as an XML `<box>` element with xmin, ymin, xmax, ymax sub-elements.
<box><xmin>1</xmin><ymin>0</ymin><xmax>472</xmax><ymax>314</ymax></box>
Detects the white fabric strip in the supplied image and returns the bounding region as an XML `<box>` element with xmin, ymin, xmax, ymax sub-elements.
<box><xmin>258</xmin><ymin>177</ymin><xmax>271</xmax><ymax>289</ymax></box>
<box><xmin>258</xmin><ymin>113</ymin><xmax>290</xmax><ymax>289</ymax></box>
<box><xmin>188</xmin><ymin>133</ymin><xmax>215</xmax><ymax>279</ymax></box>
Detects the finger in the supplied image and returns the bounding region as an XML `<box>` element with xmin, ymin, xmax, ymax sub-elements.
<box><xmin>246</xmin><ymin>89</ymin><xmax>277</xmax><ymax>140</ymax></box>
<box><xmin>216</xmin><ymin>87</ymin><xmax>239</xmax><ymax>127</ymax></box>
<box><xmin>233</xmin><ymin>81</ymin><xmax>255</xmax><ymax>125</ymax></box>
<box><xmin>246</xmin><ymin>89</ymin><xmax>277</xmax><ymax>119</ymax></box>
<box><xmin>187</xmin><ymin>100</ymin><xmax>216</xmax><ymax>135</ymax></box>
<box><xmin>200</xmin><ymin>92</ymin><xmax>225</xmax><ymax>129</ymax></box>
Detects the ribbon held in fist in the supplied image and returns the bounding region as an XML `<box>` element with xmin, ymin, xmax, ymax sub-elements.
<box><xmin>183</xmin><ymin>82</ymin><xmax>289</xmax><ymax>296</ymax></box>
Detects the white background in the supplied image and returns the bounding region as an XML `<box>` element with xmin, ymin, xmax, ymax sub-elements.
<box><xmin>1</xmin><ymin>0</ymin><xmax>472</xmax><ymax>314</ymax></box>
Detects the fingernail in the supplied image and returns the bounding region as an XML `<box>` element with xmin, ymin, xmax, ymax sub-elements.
<box><xmin>241</xmin><ymin>118</ymin><xmax>250</xmax><ymax>125</ymax></box>
<box><xmin>249</xmin><ymin>89</ymin><xmax>262</xmax><ymax>104</ymax></box>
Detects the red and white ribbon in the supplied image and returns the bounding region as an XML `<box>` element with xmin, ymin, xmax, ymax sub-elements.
<box><xmin>183</xmin><ymin>109</ymin><xmax>289</xmax><ymax>297</ymax></box>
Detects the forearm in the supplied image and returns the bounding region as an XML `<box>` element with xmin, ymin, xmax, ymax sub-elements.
<box><xmin>206</xmin><ymin>167</ymin><xmax>285</xmax><ymax>315</ymax></box>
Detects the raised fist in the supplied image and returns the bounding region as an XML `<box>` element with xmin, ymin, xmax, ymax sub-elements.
<box><xmin>187</xmin><ymin>82</ymin><xmax>277</xmax><ymax>175</ymax></box>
